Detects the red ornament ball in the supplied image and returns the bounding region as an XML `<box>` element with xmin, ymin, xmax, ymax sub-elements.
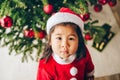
<box><xmin>94</xmin><ymin>4</ymin><xmax>103</xmax><ymax>12</ymax></box>
<box><xmin>98</xmin><ymin>0</ymin><xmax>108</xmax><ymax>5</ymax></box>
<box><xmin>108</xmin><ymin>0</ymin><xmax>117</xmax><ymax>7</ymax></box>
<box><xmin>43</xmin><ymin>4</ymin><xmax>53</xmax><ymax>14</ymax></box>
<box><xmin>24</xmin><ymin>29</ymin><xmax>34</xmax><ymax>38</ymax></box>
<box><xmin>0</xmin><ymin>16</ymin><xmax>13</xmax><ymax>28</ymax></box>
<box><xmin>38</xmin><ymin>30</ymin><xmax>46</xmax><ymax>39</ymax></box>
<box><xmin>84</xmin><ymin>33</ymin><xmax>93</xmax><ymax>40</ymax></box>
<box><xmin>79</xmin><ymin>13</ymin><xmax>90</xmax><ymax>21</ymax></box>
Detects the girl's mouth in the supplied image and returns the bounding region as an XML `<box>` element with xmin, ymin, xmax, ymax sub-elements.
<box><xmin>60</xmin><ymin>51</ymin><xmax>68</xmax><ymax>54</ymax></box>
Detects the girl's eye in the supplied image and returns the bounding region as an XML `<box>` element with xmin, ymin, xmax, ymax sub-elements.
<box><xmin>69</xmin><ymin>37</ymin><xmax>75</xmax><ymax>40</ymax></box>
<box><xmin>56</xmin><ymin>37</ymin><xmax>62</xmax><ymax>40</ymax></box>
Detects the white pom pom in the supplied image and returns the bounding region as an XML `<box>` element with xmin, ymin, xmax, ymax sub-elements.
<box><xmin>70</xmin><ymin>77</ymin><xmax>77</xmax><ymax>80</ymax></box>
<box><xmin>70</xmin><ymin>67</ymin><xmax>78</xmax><ymax>76</ymax></box>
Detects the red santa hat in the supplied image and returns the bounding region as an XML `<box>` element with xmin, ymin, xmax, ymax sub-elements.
<box><xmin>46</xmin><ymin>7</ymin><xmax>84</xmax><ymax>34</ymax></box>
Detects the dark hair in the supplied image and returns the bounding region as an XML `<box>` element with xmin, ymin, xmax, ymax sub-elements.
<box><xmin>40</xmin><ymin>22</ymin><xmax>86</xmax><ymax>61</ymax></box>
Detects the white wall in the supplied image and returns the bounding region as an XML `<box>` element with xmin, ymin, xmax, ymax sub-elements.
<box><xmin>0</xmin><ymin>47</ymin><xmax>38</xmax><ymax>80</ymax></box>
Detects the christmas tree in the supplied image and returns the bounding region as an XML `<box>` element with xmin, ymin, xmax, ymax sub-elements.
<box><xmin>0</xmin><ymin>0</ymin><xmax>117</xmax><ymax>62</ymax></box>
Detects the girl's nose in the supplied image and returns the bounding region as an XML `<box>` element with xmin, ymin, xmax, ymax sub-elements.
<box><xmin>61</xmin><ymin>39</ymin><xmax>69</xmax><ymax>48</ymax></box>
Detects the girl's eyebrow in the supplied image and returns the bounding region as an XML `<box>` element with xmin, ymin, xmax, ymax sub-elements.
<box><xmin>69</xmin><ymin>34</ymin><xmax>78</xmax><ymax>37</ymax></box>
<box><xmin>54</xmin><ymin>33</ymin><xmax>61</xmax><ymax>35</ymax></box>
<box><xmin>70</xmin><ymin>34</ymin><xmax>77</xmax><ymax>36</ymax></box>
<box><xmin>55</xmin><ymin>33</ymin><xmax>77</xmax><ymax>37</ymax></box>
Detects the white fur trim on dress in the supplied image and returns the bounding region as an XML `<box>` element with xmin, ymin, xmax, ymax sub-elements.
<box><xmin>46</xmin><ymin>12</ymin><xmax>84</xmax><ymax>34</ymax></box>
<box><xmin>70</xmin><ymin>77</ymin><xmax>77</xmax><ymax>80</ymax></box>
<box><xmin>52</xmin><ymin>53</ymin><xmax>76</xmax><ymax>64</ymax></box>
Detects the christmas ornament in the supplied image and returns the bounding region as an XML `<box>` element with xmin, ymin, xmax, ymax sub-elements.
<box><xmin>94</xmin><ymin>4</ymin><xmax>103</xmax><ymax>12</ymax></box>
<box><xmin>38</xmin><ymin>30</ymin><xmax>46</xmax><ymax>39</ymax></box>
<box><xmin>24</xmin><ymin>29</ymin><xmax>34</xmax><ymax>38</ymax></box>
<box><xmin>108</xmin><ymin>0</ymin><xmax>117</xmax><ymax>7</ymax></box>
<box><xmin>0</xmin><ymin>16</ymin><xmax>13</xmax><ymax>28</ymax></box>
<box><xmin>98</xmin><ymin>0</ymin><xmax>108</xmax><ymax>5</ymax></box>
<box><xmin>79</xmin><ymin>13</ymin><xmax>90</xmax><ymax>21</ymax></box>
<box><xmin>43</xmin><ymin>4</ymin><xmax>54</xmax><ymax>14</ymax></box>
<box><xmin>84</xmin><ymin>33</ymin><xmax>93</xmax><ymax>40</ymax></box>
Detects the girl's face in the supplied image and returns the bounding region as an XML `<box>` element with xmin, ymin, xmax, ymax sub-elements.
<box><xmin>50</xmin><ymin>25</ymin><xmax>79</xmax><ymax>59</ymax></box>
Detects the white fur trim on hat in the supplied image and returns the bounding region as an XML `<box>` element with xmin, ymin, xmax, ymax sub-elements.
<box><xmin>46</xmin><ymin>12</ymin><xmax>84</xmax><ymax>34</ymax></box>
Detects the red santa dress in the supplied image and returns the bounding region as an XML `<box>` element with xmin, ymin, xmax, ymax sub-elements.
<box><xmin>37</xmin><ymin>48</ymin><xmax>94</xmax><ymax>80</ymax></box>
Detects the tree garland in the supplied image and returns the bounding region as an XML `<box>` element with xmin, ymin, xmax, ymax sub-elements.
<box><xmin>0</xmin><ymin>0</ymin><xmax>117</xmax><ymax>62</ymax></box>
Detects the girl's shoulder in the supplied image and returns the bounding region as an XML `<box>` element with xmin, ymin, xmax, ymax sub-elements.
<box><xmin>39</xmin><ymin>55</ymin><xmax>55</xmax><ymax>66</ymax></box>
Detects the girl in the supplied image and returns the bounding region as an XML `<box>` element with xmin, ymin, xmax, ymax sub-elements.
<box><xmin>37</xmin><ymin>7</ymin><xmax>94</xmax><ymax>80</ymax></box>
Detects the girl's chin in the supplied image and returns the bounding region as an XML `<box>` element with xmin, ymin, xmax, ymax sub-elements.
<box><xmin>60</xmin><ymin>56</ymin><xmax>69</xmax><ymax>60</ymax></box>
<box><xmin>60</xmin><ymin>53</ymin><xmax>70</xmax><ymax>59</ymax></box>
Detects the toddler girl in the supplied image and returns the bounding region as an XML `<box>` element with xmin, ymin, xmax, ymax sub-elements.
<box><xmin>37</xmin><ymin>7</ymin><xmax>94</xmax><ymax>80</ymax></box>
